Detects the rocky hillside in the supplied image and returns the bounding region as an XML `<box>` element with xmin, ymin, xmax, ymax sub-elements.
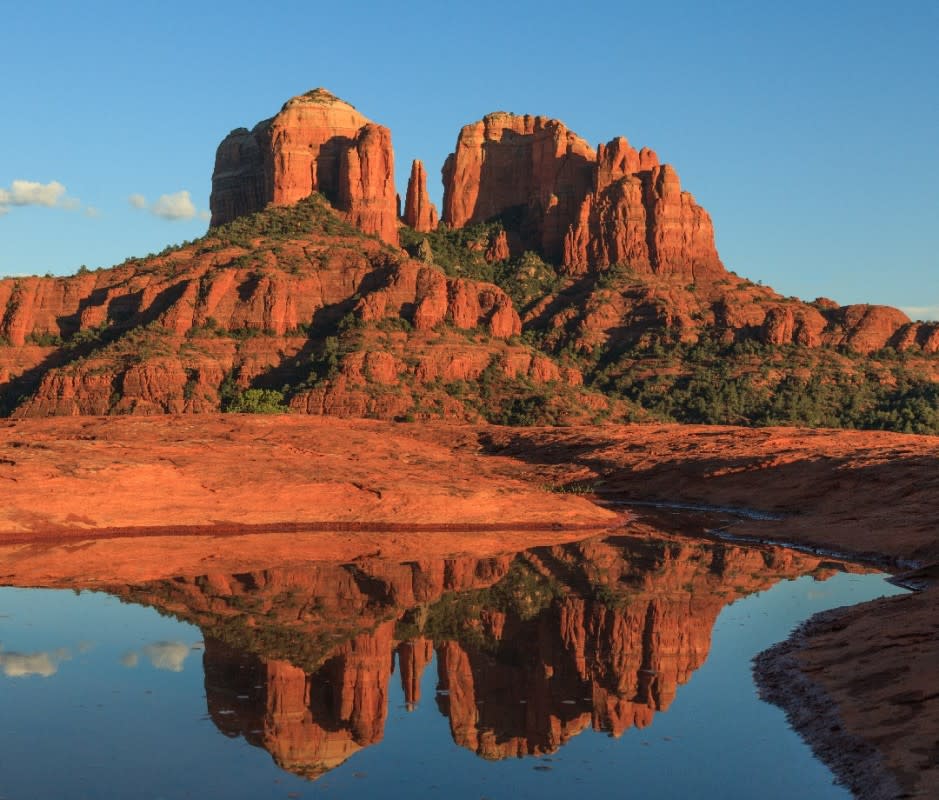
<box><xmin>0</xmin><ymin>88</ymin><xmax>936</xmax><ymax>430</ymax></box>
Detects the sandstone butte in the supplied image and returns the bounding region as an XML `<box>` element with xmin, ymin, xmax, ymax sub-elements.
<box><xmin>210</xmin><ymin>88</ymin><xmax>399</xmax><ymax>246</ymax></box>
<box><xmin>441</xmin><ymin>113</ymin><xmax>723</xmax><ymax>279</ymax></box>
<box><xmin>1</xmin><ymin>88</ymin><xmax>938</xmax><ymax>422</ymax></box>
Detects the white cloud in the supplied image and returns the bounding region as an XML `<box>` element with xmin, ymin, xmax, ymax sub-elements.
<box><xmin>0</xmin><ymin>646</ymin><xmax>72</xmax><ymax>678</ymax></box>
<box><xmin>142</xmin><ymin>640</ymin><xmax>192</xmax><ymax>672</ymax></box>
<box><xmin>129</xmin><ymin>189</ymin><xmax>207</xmax><ymax>222</ymax></box>
<box><xmin>84</xmin><ymin>206</ymin><xmax>101</xmax><ymax>218</ymax></box>
<box><xmin>120</xmin><ymin>650</ymin><xmax>139</xmax><ymax>668</ymax></box>
<box><xmin>0</xmin><ymin>179</ymin><xmax>82</xmax><ymax>216</ymax></box>
<box><xmin>151</xmin><ymin>190</ymin><xmax>197</xmax><ymax>221</ymax></box>
<box><xmin>3</xmin><ymin>179</ymin><xmax>66</xmax><ymax>207</ymax></box>
<box><xmin>900</xmin><ymin>305</ymin><xmax>939</xmax><ymax>322</ymax></box>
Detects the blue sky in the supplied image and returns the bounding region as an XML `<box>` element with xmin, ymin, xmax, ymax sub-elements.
<box><xmin>2</xmin><ymin>0</ymin><xmax>936</xmax><ymax>319</ymax></box>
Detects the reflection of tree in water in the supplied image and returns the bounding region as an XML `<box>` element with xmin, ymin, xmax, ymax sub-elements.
<box><xmin>114</xmin><ymin>532</ymin><xmax>857</xmax><ymax>779</ymax></box>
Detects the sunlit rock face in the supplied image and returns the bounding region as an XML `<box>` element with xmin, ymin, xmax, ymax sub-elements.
<box><xmin>440</xmin><ymin>114</ymin><xmax>723</xmax><ymax>279</ymax></box>
<box><xmin>210</xmin><ymin>88</ymin><xmax>398</xmax><ymax>246</ymax></box>
<box><xmin>403</xmin><ymin>159</ymin><xmax>438</xmax><ymax>233</ymax></box>
<box><xmin>117</xmin><ymin>531</ymin><xmax>857</xmax><ymax>779</ymax></box>
<box><xmin>441</xmin><ymin>113</ymin><xmax>598</xmax><ymax>263</ymax></box>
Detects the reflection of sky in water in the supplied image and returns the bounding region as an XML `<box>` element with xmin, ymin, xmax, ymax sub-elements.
<box><xmin>0</xmin><ymin>647</ymin><xmax>70</xmax><ymax>678</ymax></box>
<box><xmin>142</xmin><ymin>641</ymin><xmax>190</xmax><ymax>672</ymax></box>
<box><xmin>0</xmin><ymin>639</ymin><xmax>95</xmax><ymax>677</ymax></box>
<box><xmin>121</xmin><ymin>640</ymin><xmax>203</xmax><ymax>671</ymax></box>
<box><xmin>0</xmin><ymin>571</ymin><xmax>908</xmax><ymax>800</ymax></box>
<box><xmin>117</xmin><ymin>642</ymin><xmax>194</xmax><ymax>672</ymax></box>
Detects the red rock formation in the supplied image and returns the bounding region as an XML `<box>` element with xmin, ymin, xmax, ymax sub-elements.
<box><xmin>761</xmin><ymin>305</ymin><xmax>827</xmax><ymax>347</ymax></box>
<box><xmin>2</xmin><ymin>95</ymin><xmax>938</xmax><ymax>422</ymax></box>
<box><xmin>354</xmin><ymin>262</ymin><xmax>521</xmax><ymax>338</ymax></box>
<box><xmin>337</xmin><ymin>123</ymin><xmax>399</xmax><ymax>245</ymax></box>
<box><xmin>210</xmin><ymin>89</ymin><xmax>398</xmax><ymax>245</ymax></box>
<box><xmin>563</xmin><ymin>151</ymin><xmax>724</xmax><ymax>279</ymax></box>
<box><xmin>830</xmin><ymin>304</ymin><xmax>913</xmax><ymax>354</ymax></box>
<box><xmin>203</xmin><ymin>623</ymin><xmax>395</xmax><ymax>780</ymax></box>
<box><xmin>440</xmin><ymin>116</ymin><xmax>723</xmax><ymax>278</ymax></box>
<box><xmin>595</xmin><ymin>137</ymin><xmax>659</xmax><ymax>192</ymax></box>
<box><xmin>645</xmin><ymin>165</ymin><xmax>724</xmax><ymax>278</ymax></box>
<box><xmin>484</xmin><ymin>229</ymin><xmax>510</xmax><ymax>262</ymax></box>
<box><xmin>402</xmin><ymin>160</ymin><xmax>438</xmax><ymax>232</ymax></box>
<box><xmin>441</xmin><ymin>113</ymin><xmax>597</xmax><ymax>261</ymax></box>
<box><xmin>3</xmin><ymin>215</ymin><xmax>936</xmax><ymax>420</ymax></box>
<box><xmin>430</xmin><ymin>534</ymin><xmax>848</xmax><ymax>759</ymax></box>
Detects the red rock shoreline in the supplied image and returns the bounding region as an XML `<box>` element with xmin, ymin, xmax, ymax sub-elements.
<box><xmin>753</xmin><ymin>613</ymin><xmax>905</xmax><ymax>800</ymax></box>
<box><xmin>0</xmin><ymin>518</ymin><xmax>617</xmax><ymax>547</ymax></box>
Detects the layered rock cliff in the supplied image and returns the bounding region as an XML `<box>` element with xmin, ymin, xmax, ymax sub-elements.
<box><xmin>441</xmin><ymin>113</ymin><xmax>597</xmax><ymax>263</ymax></box>
<box><xmin>0</xmin><ymin>196</ymin><xmax>601</xmax><ymax>421</ymax></box>
<box><xmin>439</xmin><ymin>114</ymin><xmax>723</xmax><ymax>278</ymax></box>
<box><xmin>563</xmin><ymin>151</ymin><xmax>723</xmax><ymax>279</ymax></box>
<box><xmin>210</xmin><ymin>89</ymin><xmax>398</xmax><ymax>245</ymax></box>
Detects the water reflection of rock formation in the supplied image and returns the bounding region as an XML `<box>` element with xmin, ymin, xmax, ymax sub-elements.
<box><xmin>117</xmin><ymin>532</ymin><xmax>856</xmax><ymax>777</ymax></box>
<box><xmin>204</xmin><ymin>624</ymin><xmax>395</xmax><ymax>779</ymax></box>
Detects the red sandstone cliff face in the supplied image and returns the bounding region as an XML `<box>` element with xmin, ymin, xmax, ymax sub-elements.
<box><xmin>432</xmin><ymin>535</ymin><xmax>833</xmax><ymax>759</ymax></box>
<box><xmin>2</xmin><ymin>194</ymin><xmax>937</xmax><ymax>422</ymax></box>
<box><xmin>530</xmin><ymin>267</ymin><xmax>939</xmax><ymax>358</ymax></box>
<box><xmin>441</xmin><ymin>113</ymin><xmax>597</xmax><ymax>262</ymax></box>
<box><xmin>563</xmin><ymin>156</ymin><xmax>724</xmax><ymax>280</ymax></box>
<box><xmin>439</xmin><ymin>116</ymin><xmax>723</xmax><ymax>278</ymax></box>
<box><xmin>397</xmin><ymin>638</ymin><xmax>435</xmax><ymax>709</ymax></box>
<box><xmin>402</xmin><ymin>160</ymin><xmax>438</xmax><ymax>232</ymax></box>
<box><xmin>210</xmin><ymin>89</ymin><xmax>398</xmax><ymax>245</ymax></box>
<box><xmin>204</xmin><ymin>624</ymin><xmax>395</xmax><ymax>780</ymax></box>
<box><xmin>353</xmin><ymin>261</ymin><xmax>521</xmax><ymax>338</ymax></box>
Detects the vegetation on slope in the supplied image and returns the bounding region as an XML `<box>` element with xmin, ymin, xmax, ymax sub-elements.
<box><xmin>592</xmin><ymin>337</ymin><xmax>939</xmax><ymax>434</ymax></box>
<box><xmin>1</xmin><ymin>195</ymin><xmax>936</xmax><ymax>433</ymax></box>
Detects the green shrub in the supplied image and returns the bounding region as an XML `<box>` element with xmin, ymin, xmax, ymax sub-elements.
<box><xmin>224</xmin><ymin>388</ymin><xmax>288</xmax><ymax>414</ymax></box>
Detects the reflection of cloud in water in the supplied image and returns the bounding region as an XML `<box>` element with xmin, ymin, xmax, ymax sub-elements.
<box><xmin>142</xmin><ymin>641</ymin><xmax>192</xmax><ymax>672</ymax></box>
<box><xmin>0</xmin><ymin>646</ymin><xmax>72</xmax><ymax>678</ymax></box>
<box><xmin>122</xmin><ymin>642</ymin><xmax>195</xmax><ymax>671</ymax></box>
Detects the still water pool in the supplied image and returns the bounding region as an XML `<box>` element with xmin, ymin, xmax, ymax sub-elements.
<box><xmin>0</xmin><ymin>533</ymin><xmax>907</xmax><ymax>799</ymax></box>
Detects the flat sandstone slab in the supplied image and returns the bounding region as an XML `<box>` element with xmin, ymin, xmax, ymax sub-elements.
<box><xmin>0</xmin><ymin>415</ymin><xmax>618</xmax><ymax>538</ymax></box>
